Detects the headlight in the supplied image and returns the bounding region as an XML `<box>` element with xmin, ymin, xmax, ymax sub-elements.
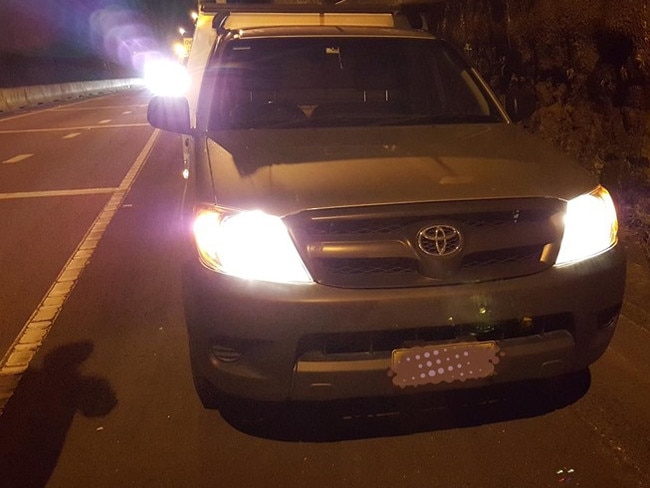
<box><xmin>193</xmin><ymin>206</ymin><xmax>313</xmax><ymax>284</ymax></box>
<box><xmin>143</xmin><ymin>58</ymin><xmax>190</xmax><ymax>96</ymax></box>
<box><xmin>555</xmin><ymin>185</ymin><xmax>618</xmax><ymax>266</ymax></box>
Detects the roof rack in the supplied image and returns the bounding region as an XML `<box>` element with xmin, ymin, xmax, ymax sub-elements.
<box><xmin>198</xmin><ymin>2</ymin><xmax>401</xmax><ymax>15</ymax></box>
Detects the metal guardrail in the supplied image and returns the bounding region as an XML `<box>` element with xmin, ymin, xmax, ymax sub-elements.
<box><xmin>0</xmin><ymin>78</ymin><xmax>144</xmax><ymax>114</ymax></box>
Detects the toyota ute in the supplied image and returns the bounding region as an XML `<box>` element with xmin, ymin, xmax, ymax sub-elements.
<box><xmin>147</xmin><ymin>3</ymin><xmax>626</xmax><ymax>408</ymax></box>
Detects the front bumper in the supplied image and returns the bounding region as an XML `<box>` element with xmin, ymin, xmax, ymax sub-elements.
<box><xmin>183</xmin><ymin>245</ymin><xmax>625</xmax><ymax>402</ymax></box>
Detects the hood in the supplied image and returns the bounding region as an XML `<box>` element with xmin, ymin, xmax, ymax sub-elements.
<box><xmin>203</xmin><ymin>124</ymin><xmax>596</xmax><ymax>216</ymax></box>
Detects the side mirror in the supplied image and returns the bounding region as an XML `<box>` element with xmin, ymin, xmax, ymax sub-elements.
<box><xmin>147</xmin><ymin>96</ymin><xmax>192</xmax><ymax>134</ymax></box>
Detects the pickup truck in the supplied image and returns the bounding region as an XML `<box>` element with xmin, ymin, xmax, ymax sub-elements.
<box><xmin>147</xmin><ymin>2</ymin><xmax>626</xmax><ymax>408</ymax></box>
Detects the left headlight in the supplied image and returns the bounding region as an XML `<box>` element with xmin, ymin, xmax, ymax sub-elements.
<box><xmin>143</xmin><ymin>58</ymin><xmax>190</xmax><ymax>96</ymax></box>
<box><xmin>555</xmin><ymin>185</ymin><xmax>619</xmax><ymax>266</ymax></box>
<box><xmin>192</xmin><ymin>206</ymin><xmax>313</xmax><ymax>284</ymax></box>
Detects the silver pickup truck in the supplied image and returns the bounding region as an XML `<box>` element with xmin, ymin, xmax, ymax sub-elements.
<box><xmin>147</xmin><ymin>3</ymin><xmax>626</xmax><ymax>408</ymax></box>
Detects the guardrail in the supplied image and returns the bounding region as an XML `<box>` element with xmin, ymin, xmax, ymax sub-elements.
<box><xmin>0</xmin><ymin>78</ymin><xmax>144</xmax><ymax>114</ymax></box>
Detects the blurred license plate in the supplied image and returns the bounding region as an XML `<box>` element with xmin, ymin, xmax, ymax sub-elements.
<box><xmin>390</xmin><ymin>342</ymin><xmax>500</xmax><ymax>388</ymax></box>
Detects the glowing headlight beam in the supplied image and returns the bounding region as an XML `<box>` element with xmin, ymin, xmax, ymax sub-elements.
<box><xmin>555</xmin><ymin>186</ymin><xmax>618</xmax><ymax>266</ymax></box>
<box><xmin>193</xmin><ymin>208</ymin><xmax>313</xmax><ymax>284</ymax></box>
<box><xmin>143</xmin><ymin>58</ymin><xmax>190</xmax><ymax>96</ymax></box>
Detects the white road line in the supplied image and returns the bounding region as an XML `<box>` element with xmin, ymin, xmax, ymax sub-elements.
<box><xmin>98</xmin><ymin>119</ymin><xmax>112</xmax><ymax>124</ymax></box>
<box><xmin>0</xmin><ymin>188</ymin><xmax>118</xmax><ymax>200</ymax></box>
<box><xmin>0</xmin><ymin>94</ymin><xmax>119</xmax><ymax>123</ymax></box>
<box><xmin>62</xmin><ymin>132</ymin><xmax>82</xmax><ymax>139</ymax></box>
<box><xmin>52</xmin><ymin>104</ymin><xmax>147</xmax><ymax>111</ymax></box>
<box><xmin>0</xmin><ymin>111</ymin><xmax>39</xmax><ymax>123</ymax></box>
<box><xmin>0</xmin><ymin>129</ymin><xmax>160</xmax><ymax>415</ymax></box>
<box><xmin>2</xmin><ymin>154</ymin><xmax>34</xmax><ymax>164</ymax></box>
<box><xmin>0</xmin><ymin>123</ymin><xmax>149</xmax><ymax>134</ymax></box>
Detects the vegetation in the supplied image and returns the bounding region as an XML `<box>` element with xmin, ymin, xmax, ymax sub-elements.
<box><xmin>423</xmin><ymin>0</ymin><xmax>650</xmax><ymax>256</ymax></box>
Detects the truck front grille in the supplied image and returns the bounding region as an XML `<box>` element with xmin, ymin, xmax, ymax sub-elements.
<box><xmin>285</xmin><ymin>198</ymin><xmax>564</xmax><ymax>288</ymax></box>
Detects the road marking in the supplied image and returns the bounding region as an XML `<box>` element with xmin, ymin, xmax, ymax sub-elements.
<box><xmin>0</xmin><ymin>128</ymin><xmax>161</xmax><ymax>415</ymax></box>
<box><xmin>0</xmin><ymin>188</ymin><xmax>118</xmax><ymax>200</ymax></box>
<box><xmin>2</xmin><ymin>154</ymin><xmax>34</xmax><ymax>164</ymax></box>
<box><xmin>122</xmin><ymin>111</ymin><xmax>133</xmax><ymax>115</ymax></box>
<box><xmin>0</xmin><ymin>123</ymin><xmax>149</xmax><ymax>134</ymax></box>
<box><xmin>0</xmin><ymin>93</ymin><xmax>145</xmax><ymax>123</ymax></box>
<box><xmin>62</xmin><ymin>132</ymin><xmax>82</xmax><ymax>139</ymax></box>
<box><xmin>0</xmin><ymin>94</ymin><xmax>120</xmax><ymax>124</ymax></box>
<box><xmin>98</xmin><ymin>119</ymin><xmax>111</xmax><ymax>124</ymax></box>
<box><xmin>52</xmin><ymin>104</ymin><xmax>147</xmax><ymax>111</ymax></box>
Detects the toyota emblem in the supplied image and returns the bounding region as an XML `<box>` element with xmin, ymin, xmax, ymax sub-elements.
<box><xmin>417</xmin><ymin>225</ymin><xmax>462</xmax><ymax>256</ymax></box>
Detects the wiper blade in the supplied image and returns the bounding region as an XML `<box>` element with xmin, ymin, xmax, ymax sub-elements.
<box><xmin>378</xmin><ymin>113</ymin><xmax>502</xmax><ymax>125</ymax></box>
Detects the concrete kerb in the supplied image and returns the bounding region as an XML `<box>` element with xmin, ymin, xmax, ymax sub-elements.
<box><xmin>25</xmin><ymin>84</ymin><xmax>63</xmax><ymax>106</ymax></box>
<box><xmin>0</xmin><ymin>78</ymin><xmax>143</xmax><ymax>114</ymax></box>
<box><xmin>0</xmin><ymin>86</ymin><xmax>29</xmax><ymax>112</ymax></box>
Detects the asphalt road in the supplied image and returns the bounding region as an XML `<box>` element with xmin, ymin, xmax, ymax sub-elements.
<box><xmin>0</xmin><ymin>90</ymin><xmax>649</xmax><ymax>488</ymax></box>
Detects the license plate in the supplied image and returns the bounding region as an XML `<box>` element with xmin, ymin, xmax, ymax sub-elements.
<box><xmin>390</xmin><ymin>342</ymin><xmax>500</xmax><ymax>388</ymax></box>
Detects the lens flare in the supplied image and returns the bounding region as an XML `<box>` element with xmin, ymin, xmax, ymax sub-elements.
<box><xmin>90</xmin><ymin>6</ymin><xmax>157</xmax><ymax>75</ymax></box>
<box><xmin>143</xmin><ymin>58</ymin><xmax>190</xmax><ymax>96</ymax></box>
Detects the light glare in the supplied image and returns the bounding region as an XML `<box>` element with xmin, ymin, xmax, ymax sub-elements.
<box><xmin>193</xmin><ymin>208</ymin><xmax>313</xmax><ymax>284</ymax></box>
<box><xmin>144</xmin><ymin>59</ymin><xmax>190</xmax><ymax>96</ymax></box>
<box><xmin>555</xmin><ymin>186</ymin><xmax>618</xmax><ymax>265</ymax></box>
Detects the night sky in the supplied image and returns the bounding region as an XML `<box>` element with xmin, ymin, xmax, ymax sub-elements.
<box><xmin>1</xmin><ymin>0</ymin><xmax>197</xmax><ymax>60</ymax></box>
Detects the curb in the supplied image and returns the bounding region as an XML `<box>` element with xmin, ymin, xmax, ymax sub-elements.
<box><xmin>0</xmin><ymin>78</ymin><xmax>144</xmax><ymax>114</ymax></box>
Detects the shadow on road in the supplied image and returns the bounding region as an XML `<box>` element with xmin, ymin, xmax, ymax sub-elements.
<box><xmin>219</xmin><ymin>370</ymin><xmax>591</xmax><ymax>442</ymax></box>
<box><xmin>0</xmin><ymin>341</ymin><xmax>117</xmax><ymax>488</ymax></box>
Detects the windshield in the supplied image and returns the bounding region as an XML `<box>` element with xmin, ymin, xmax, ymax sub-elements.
<box><xmin>206</xmin><ymin>36</ymin><xmax>504</xmax><ymax>130</ymax></box>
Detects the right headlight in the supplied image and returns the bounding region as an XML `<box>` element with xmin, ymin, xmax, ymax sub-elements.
<box><xmin>192</xmin><ymin>205</ymin><xmax>313</xmax><ymax>284</ymax></box>
<box><xmin>555</xmin><ymin>185</ymin><xmax>619</xmax><ymax>266</ymax></box>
